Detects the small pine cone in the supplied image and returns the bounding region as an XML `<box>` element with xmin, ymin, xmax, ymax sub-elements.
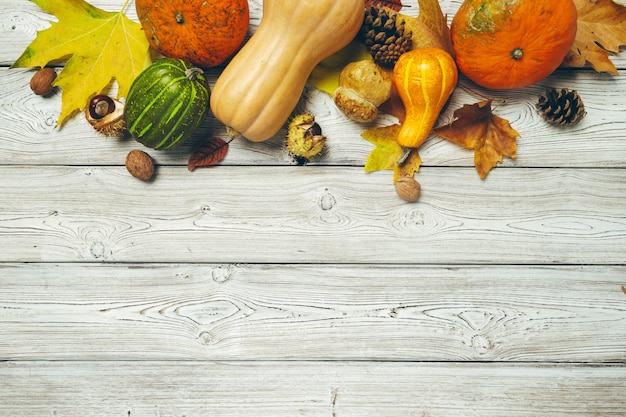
<box><xmin>536</xmin><ymin>88</ymin><xmax>586</xmax><ymax>126</ymax></box>
<box><xmin>359</xmin><ymin>7</ymin><xmax>413</xmax><ymax>67</ymax></box>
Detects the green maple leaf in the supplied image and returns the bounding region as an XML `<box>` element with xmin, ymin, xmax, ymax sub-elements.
<box><xmin>362</xmin><ymin>123</ymin><xmax>422</xmax><ymax>181</ymax></box>
<box><xmin>362</xmin><ymin>124</ymin><xmax>404</xmax><ymax>172</ymax></box>
<box><xmin>11</xmin><ymin>0</ymin><xmax>151</xmax><ymax>125</ymax></box>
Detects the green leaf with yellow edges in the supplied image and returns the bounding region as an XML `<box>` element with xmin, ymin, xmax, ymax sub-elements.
<box><xmin>362</xmin><ymin>124</ymin><xmax>422</xmax><ymax>181</ymax></box>
<box><xmin>12</xmin><ymin>0</ymin><xmax>151</xmax><ymax>125</ymax></box>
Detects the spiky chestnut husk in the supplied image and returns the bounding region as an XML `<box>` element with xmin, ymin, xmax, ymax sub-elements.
<box><xmin>85</xmin><ymin>95</ymin><xmax>126</xmax><ymax>137</ymax></box>
<box><xmin>286</xmin><ymin>113</ymin><xmax>326</xmax><ymax>164</ymax></box>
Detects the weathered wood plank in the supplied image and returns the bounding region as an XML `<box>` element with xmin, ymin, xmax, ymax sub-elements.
<box><xmin>1</xmin><ymin>361</ymin><xmax>625</xmax><ymax>417</ymax></box>
<box><xmin>1</xmin><ymin>166</ymin><xmax>624</xmax><ymax>264</ymax></box>
<box><xmin>2</xmin><ymin>66</ymin><xmax>625</xmax><ymax>167</ymax></box>
<box><xmin>1</xmin><ymin>263</ymin><xmax>625</xmax><ymax>362</ymax></box>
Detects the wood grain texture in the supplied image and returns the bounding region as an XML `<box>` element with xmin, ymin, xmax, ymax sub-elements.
<box><xmin>1</xmin><ymin>1</ymin><xmax>625</xmax><ymax>416</ymax></box>
<box><xmin>1</xmin><ymin>263</ymin><xmax>625</xmax><ymax>362</ymax></box>
<box><xmin>1</xmin><ymin>361</ymin><xmax>625</xmax><ymax>417</ymax></box>
<box><xmin>0</xmin><ymin>166</ymin><xmax>624</xmax><ymax>264</ymax></box>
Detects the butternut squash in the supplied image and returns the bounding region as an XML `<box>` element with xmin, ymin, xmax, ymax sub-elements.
<box><xmin>210</xmin><ymin>0</ymin><xmax>365</xmax><ymax>142</ymax></box>
<box><xmin>393</xmin><ymin>47</ymin><xmax>458</xmax><ymax>149</ymax></box>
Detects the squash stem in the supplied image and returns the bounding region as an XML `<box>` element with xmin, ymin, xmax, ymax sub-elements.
<box><xmin>185</xmin><ymin>67</ymin><xmax>205</xmax><ymax>81</ymax></box>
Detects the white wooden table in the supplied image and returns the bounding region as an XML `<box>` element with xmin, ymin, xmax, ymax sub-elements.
<box><xmin>1</xmin><ymin>1</ymin><xmax>625</xmax><ymax>415</ymax></box>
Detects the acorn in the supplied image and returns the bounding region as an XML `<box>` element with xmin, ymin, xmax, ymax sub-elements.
<box><xmin>85</xmin><ymin>94</ymin><xmax>126</xmax><ymax>136</ymax></box>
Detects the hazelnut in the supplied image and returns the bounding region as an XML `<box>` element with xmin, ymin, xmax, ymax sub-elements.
<box><xmin>125</xmin><ymin>150</ymin><xmax>154</xmax><ymax>181</ymax></box>
<box><xmin>30</xmin><ymin>67</ymin><xmax>57</xmax><ymax>96</ymax></box>
<box><xmin>333</xmin><ymin>60</ymin><xmax>392</xmax><ymax>123</ymax></box>
<box><xmin>395</xmin><ymin>176</ymin><xmax>421</xmax><ymax>202</ymax></box>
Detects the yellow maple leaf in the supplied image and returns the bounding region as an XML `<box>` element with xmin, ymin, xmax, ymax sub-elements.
<box><xmin>362</xmin><ymin>124</ymin><xmax>404</xmax><ymax>172</ymax></box>
<box><xmin>361</xmin><ymin>123</ymin><xmax>422</xmax><ymax>181</ymax></box>
<box><xmin>11</xmin><ymin>0</ymin><xmax>151</xmax><ymax>125</ymax></box>
<box><xmin>563</xmin><ymin>0</ymin><xmax>626</xmax><ymax>74</ymax></box>
<box><xmin>309</xmin><ymin>41</ymin><xmax>372</xmax><ymax>96</ymax></box>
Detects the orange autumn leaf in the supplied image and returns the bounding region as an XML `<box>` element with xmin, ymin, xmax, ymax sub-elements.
<box><xmin>434</xmin><ymin>99</ymin><xmax>519</xmax><ymax>179</ymax></box>
<box><xmin>188</xmin><ymin>137</ymin><xmax>229</xmax><ymax>171</ymax></box>
<box><xmin>563</xmin><ymin>0</ymin><xmax>626</xmax><ymax>74</ymax></box>
<box><xmin>402</xmin><ymin>0</ymin><xmax>454</xmax><ymax>56</ymax></box>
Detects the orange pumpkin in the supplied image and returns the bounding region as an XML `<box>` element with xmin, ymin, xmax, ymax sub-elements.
<box><xmin>136</xmin><ymin>0</ymin><xmax>249</xmax><ymax>68</ymax></box>
<box><xmin>393</xmin><ymin>47</ymin><xmax>458</xmax><ymax>149</ymax></box>
<box><xmin>450</xmin><ymin>0</ymin><xmax>577</xmax><ymax>90</ymax></box>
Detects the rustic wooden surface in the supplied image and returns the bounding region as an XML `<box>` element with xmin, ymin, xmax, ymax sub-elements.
<box><xmin>1</xmin><ymin>1</ymin><xmax>625</xmax><ymax>416</ymax></box>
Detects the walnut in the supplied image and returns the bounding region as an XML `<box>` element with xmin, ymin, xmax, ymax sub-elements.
<box><xmin>395</xmin><ymin>176</ymin><xmax>421</xmax><ymax>202</ymax></box>
<box><xmin>30</xmin><ymin>67</ymin><xmax>57</xmax><ymax>96</ymax></box>
<box><xmin>125</xmin><ymin>150</ymin><xmax>155</xmax><ymax>181</ymax></box>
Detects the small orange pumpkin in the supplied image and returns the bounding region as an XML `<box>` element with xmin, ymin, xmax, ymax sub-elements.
<box><xmin>393</xmin><ymin>47</ymin><xmax>458</xmax><ymax>149</ymax></box>
<box><xmin>450</xmin><ymin>0</ymin><xmax>577</xmax><ymax>90</ymax></box>
<box><xmin>136</xmin><ymin>0</ymin><xmax>249</xmax><ymax>68</ymax></box>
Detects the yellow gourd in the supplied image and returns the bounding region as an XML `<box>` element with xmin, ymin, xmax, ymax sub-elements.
<box><xmin>210</xmin><ymin>0</ymin><xmax>365</xmax><ymax>142</ymax></box>
<box><xmin>393</xmin><ymin>48</ymin><xmax>458</xmax><ymax>149</ymax></box>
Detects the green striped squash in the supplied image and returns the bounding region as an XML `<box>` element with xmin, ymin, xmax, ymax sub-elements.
<box><xmin>125</xmin><ymin>58</ymin><xmax>210</xmax><ymax>150</ymax></box>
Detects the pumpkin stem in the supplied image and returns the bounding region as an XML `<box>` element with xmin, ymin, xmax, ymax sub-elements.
<box><xmin>185</xmin><ymin>67</ymin><xmax>204</xmax><ymax>81</ymax></box>
<box><xmin>175</xmin><ymin>12</ymin><xmax>185</xmax><ymax>24</ymax></box>
<box><xmin>511</xmin><ymin>48</ymin><xmax>523</xmax><ymax>60</ymax></box>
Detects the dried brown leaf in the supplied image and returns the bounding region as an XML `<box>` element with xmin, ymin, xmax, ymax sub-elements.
<box><xmin>434</xmin><ymin>100</ymin><xmax>519</xmax><ymax>179</ymax></box>
<box><xmin>563</xmin><ymin>0</ymin><xmax>626</xmax><ymax>74</ymax></box>
<box><xmin>394</xmin><ymin>149</ymin><xmax>422</xmax><ymax>182</ymax></box>
<box><xmin>188</xmin><ymin>137</ymin><xmax>229</xmax><ymax>171</ymax></box>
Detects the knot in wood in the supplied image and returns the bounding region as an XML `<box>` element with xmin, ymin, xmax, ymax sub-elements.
<box><xmin>318</xmin><ymin>190</ymin><xmax>336</xmax><ymax>211</ymax></box>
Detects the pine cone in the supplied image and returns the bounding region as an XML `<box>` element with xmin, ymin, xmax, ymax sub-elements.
<box><xmin>359</xmin><ymin>7</ymin><xmax>412</xmax><ymax>67</ymax></box>
<box><xmin>536</xmin><ymin>88</ymin><xmax>586</xmax><ymax>126</ymax></box>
